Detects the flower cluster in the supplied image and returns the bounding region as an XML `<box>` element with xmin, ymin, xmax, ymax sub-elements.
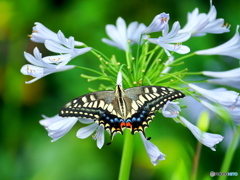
<box><xmin>21</xmin><ymin>23</ymin><xmax>91</xmax><ymax>84</ymax></box>
<box><xmin>21</xmin><ymin>1</ymin><xmax>239</xmax><ymax>166</ymax></box>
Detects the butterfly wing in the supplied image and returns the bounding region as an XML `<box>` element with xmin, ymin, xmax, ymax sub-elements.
<box><xmin>59</xmin><ymin>90</ymin><xmax>125</xmax><ymax>137</ymax></box>
<box><xmin>123</xmin><ymin>86</ymin><xmax>185</xmax><ymax>134</ymax></box>
<box><xmin>59</xmin><ymin>90</ymin><xmax>115</xmax><ymax>120</ymax></box>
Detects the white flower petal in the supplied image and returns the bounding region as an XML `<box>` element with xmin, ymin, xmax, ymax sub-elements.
<box><xmin>148</xmin><ymin>21</ymin><xmax>190</xmax><ymax>56</ymax></box>
<box><xmin>139</xmin><ymin>132</ymin><xmax>166</xmax><ymax>166</ymax></box>
<box><xmin>20</xmin><ymin>64</ymin><xmax>44</xmax><ymax>77</ymax></box>
<box><xmin>76</xmin><ymin>123</ymin><xmax>98</xmax><ymax>139</ymax></box>
<box><xmin>24</xmin><ymin>48</ymin><xmax>43</xmax><ymax>66</ymax></box>
<box><xmin>21</xmin><ymin>48</ymin><xmax>75</xmax><ymax>83</ymax></box>
<box><xmin>72</xmin><ymin>47</ymin><xmax>92</xmax><ymax>59</ymax></box>
<box><xmin>39</xmin><ymin>114</ymin><xmax>78</xmax><ymax>142</ymax></box>
<box><xmin>94</xmin><ymin>125</ymin><xmax>105</xmax><ymax>149</ymax></box>
<box><xmin>142</xmin><ymin>13</ymin><xmax>170</xmax><ymax>34</ymax></box>
<box><xmin>179</xmin><ymin>116</ymin><xmax>224</xmax><ymax>151</ymax></box>
<box><xmin>179</xmin><ymin>3</ymin><xmax>229</xmax><ymax>36</ymax></box>
<box><xmin>162</xmin><ymin>101</ymin><xmax>181</xmax><ymax>118</ymax></box>
<box><xmin>79</xmin><ymin>118</ymin><xmax>94</xmax><ymax>124</ymax></box>
<box><xmin>207</xmin><ymin>78</ymin><xmax>240</xmax><ymax>89</ymax></box>
<box><xmin>102</xmin><ymin>38</ymin><xmax>123</xmax><ymax>50</ymax></box>
<box><xmin>45</xmin><ymin>40</ymin><xmax>72</xmax><ymax>54</ymax></box>
<box><xmin>203</xmin><ymin>68</ymin><xmax>240</xmax><ymax>78</ymax></box>
<box><xmin>57</xmin><ymin>30</ymin><xmax>68</xmax><ymax>46</ymax></box>
<box><xmin>30</xmin><ymin>22</ymin><xmax>58</xmax><ymax>43</ymax></box>
<box><xmin>196</xmin><ymin>25</ymin><xmax>240</xmax><ymax>59</ymax></box>
<box><xmin>102</xmin><ymin>17</ymin><xmax>145</xmax><ymax>51</ymax></box>
<box><xmin>189</xmin><ymin>83</ymin><xmax>239</xmax><ymax>106</ymax></box>
<box><xmin>30</xmin><ymin>22</ymin><xmax>84</xmax><ymax>46</ymax></box>
<box><xmin>42</xmin><ymin>54</ymin><xmax>71</xmax><ymax>65</ymax></box>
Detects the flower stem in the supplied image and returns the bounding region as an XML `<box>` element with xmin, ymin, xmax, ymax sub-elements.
<box><xmin>118</xmin><ymin>130</ymin><xmax>134</xmax><ymax>180</ymax></box>
<box><xmin>173</xmin><ymin>52</ymin><xmax>196</xmax><ymax>65</ymax></box>
<box><xmin>190</xmin><ymin>141</ymin><xmax>202</xmax><ymax>180</ymax></box>
<box><xmin>218</xmin><ymin>126</ymin><xmax>240</xmax><ymax>180</ymax></box>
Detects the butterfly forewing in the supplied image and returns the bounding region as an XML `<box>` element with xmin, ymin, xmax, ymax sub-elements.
<box><xmin>59</xmin><ymin>91</ymin><xmax>115</xmax><ymax>120</ymax></box>
<box><xmin>124</xmin><ymin>86</ymin><xmax>185</xmax><ymax>111</ymax></box>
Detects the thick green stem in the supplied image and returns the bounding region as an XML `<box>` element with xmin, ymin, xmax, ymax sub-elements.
<box><xmin>218</xmin><ymin>126</ymin><xmax>240</xmax><ymax>180</ymax></box>
<box><xmin>118</xmin><ymin>130</ymin><xmax>134</xmax><ymax>180</ymax></box>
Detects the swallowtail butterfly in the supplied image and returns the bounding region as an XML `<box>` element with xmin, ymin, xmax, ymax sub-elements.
<box><xmin>59</xmin><ymin>73</ymin><xmax>185</xmax><ymax>139</ymax></box>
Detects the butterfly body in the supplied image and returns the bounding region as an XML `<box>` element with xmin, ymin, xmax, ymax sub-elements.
<box><xmin>59</xmin><ymin>84</ymin><xmax>185</xmax><ymax>139</ymax></box>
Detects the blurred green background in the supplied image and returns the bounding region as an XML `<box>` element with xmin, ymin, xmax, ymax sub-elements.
<box><xmin>0</xmin><ymin>0</ymin><xmax>239</xmax><ymax>179</ymax></box>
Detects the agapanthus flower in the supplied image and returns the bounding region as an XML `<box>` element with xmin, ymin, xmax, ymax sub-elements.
<box><xmin>160</xmin><ymin>99</ymin><xmax>224</xmax><ymax>150</ymax></box>
<box><xmin>40</xmin><ymin>114</ymin><xmax>105</xmax><ymax>149</ymax></box>
<box><xmin>20</xmin><ymin>47</ymin><xmax>75</xmax><ymax>84</ymax></box>
<box><xmin>139</xmin><ymin>132</ymin><xmax>165</xmax><ymax>166</ymax></box>
<box><xmin>40</xmin><ymin>114</ymin><xmax>78</xmax><ymax>142</ymax></box>
<box><xmin>189</xmin><ymin>83</ymin><xmax>239</xmax><ymax>106</ymax></box>
<box><xmin>179</xmin><ymin>116</ymin><xmax>224</xmax><ymax>151</ymax></box>
<box><xmin>102</xmin><ymin>17</ymin><xmax>146</xmax><ymax>51</ymax></box>
<box><xmin>142</xmin><ymin>13</ymin><xmax>169</xmax><ymax>34</ymax></box>
<box><xmin>162</xmin><ymin>101</ymin><xmax>180</xmax><ymax>118</ymax></box>
<box><xmin>179</xmin><ymin>2</ymin><xmax>229</xmax><ymax>36</ymax></box>
<box><xmin>76</xmin><ymin>119</ymin><xmax>105</xmax><ymax>149</ymax></box>
<box><xmin>148</xmin><ymin>21</ymin><xmax>191</xmax><ymax>56</ymax></box>
<box><xmin>202</xmin><ymin>68</ymin><xmax>240</xmax><ymax>89</ymax></box>
<box><xmin>29</xmin><ymin>22</ymin><xmax>83</xmax><ymax>46</ymax></box>
<box><xmin>44</xmin><ymin>30</ymin><xmax>92</xmax><ymax>61</ymax></box>
<box><xmin>196</xmin><ymin>25</ymin><xmax>240</xmax><ymax>59</ymax></box>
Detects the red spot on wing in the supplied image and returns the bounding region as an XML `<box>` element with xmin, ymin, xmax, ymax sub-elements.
<box><xmin>120</xmin><ymin>122</ymin><xmax>132</xmax><ymax>129</ymax></box>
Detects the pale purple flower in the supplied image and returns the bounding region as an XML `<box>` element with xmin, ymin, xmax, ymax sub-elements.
<box><xmin>139</xmin><ymin>132</ymin><xmax>165</xmax><ymax>166</ymax></box>
<box><xmin>102</xmin><ymin>17</ymin><xmax>146</xmax><ymax>51</ymax></box>
<box><xmin>142</xmin><ymin>13</ymin><xmax>169</xmax><ymax>34</ymax></box>
<box><xmin>179</xmin><ymin>116</ymin><xmax>224</xmax><ymax>151</ymax></box>
<box><xmin>40</xmin><ymin>114</ymin><xmax>78</xmax><ymax>142</ymax></box>
<box><xmin>189</xmin><ymin>83</ymin><xmax>239</xmax><ymax>106</ymax></box>
<box><xmin>203</xmin><ymin>68</ymin><xmax>240</xmax><ymax>89</ymax></box>
<box><xmin>162</xmin><ymin>101</ymin><xmax>181</xmax><ymax>118</ymax></box>
<box><xmin>29</xmin><ymin>22</ymin><xmax>83</xmax><ymax>46</ymax></box>
<box><xmin>200</xmin><ymin>4</ymin><xmax>230</xmax><ymax>35</ymax></box>
<box><xmin>44</xmin><ymin>31</ymin><xmax>92</xmax><ymax>59</ymax></box>
<box><xmin>77</xmin><ymin>119</ymin><xmax>105</xmax><ymax>149</ymax></box>
<box><xmin>128</xmin><ymin>22</ymin><xmax>147</xmax><ymax>44</ymax></box>
<box><xmin>148</xmin><ymin>21</ymin><xmax>191</xmax><ymax>56</ymax></box>
<box><xmin>20</xmin><ymin>47</ymin><xmax>75</xmax><ymax>84</ymax></box>
<box><xmin>196</xmin><ymin>25</ymin><xmax>240</xmax><ymax>59</ymax></box>
<box><xmin>179</xmin><ymin>3</ymin><xmax>229</xmax><ymax>36</ymax></box>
